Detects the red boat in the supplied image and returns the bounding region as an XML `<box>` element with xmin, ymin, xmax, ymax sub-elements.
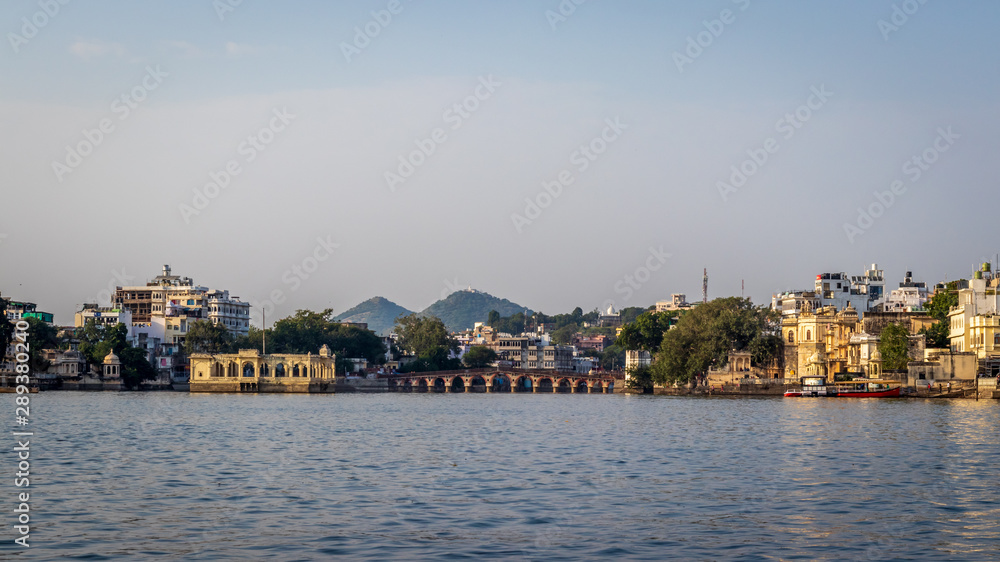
<box><xmin>829</xmin><ymin>380</ymin><xmax>901</xmax><ymax>397</ymax></box>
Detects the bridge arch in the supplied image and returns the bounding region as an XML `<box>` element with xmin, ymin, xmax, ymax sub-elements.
<box><xmin>417</xmin><ymin>379</ymin><xmax>428</xmax><ymax>393</ymax></box>
<box><xmin>514</xmin><ymin>375</ymin><xmax>532</xmax><ymax>393</ymax></box>
<box><xmin>432</xmin><ymin>377</ymin><xmax>446</xmax><ymax>393</ymax></box>
<box><xmin>490</xmin><ymin>374</ymin><xmax>511</xmax><ymax>392</ymax></box>
<box><xmin>575</xmin><ymin>379</ymin><xmax>588</xmax><ymax>393</ymax></box>
<box><xmin>469</xmin><ymin>375</ymin><xmax>487</xmax><ymax>393</ymax></box>
<box><xmin>450</xmin><ymin>376</ymin><xmax>466</xmax><ymax>393</ymax></box>
<box><xmin>537</xmin><ymin>377</ymin><xmax>554</xmax><ymax>393</ymax></box>
<box><xmin>556</xmin><ymin>378</ymin><xmax>572</xmax><ymax>393</ymax></box>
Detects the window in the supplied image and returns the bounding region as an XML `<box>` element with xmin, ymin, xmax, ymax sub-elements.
<box><xmin>788</xmin><ymin>331</ymin><xmax>794</xmax><ymax>343</ymax></box>
<box><xmin>806</xmin><ymin>330</ymin><xmax>811</xmax><ymax>341</ymax></box>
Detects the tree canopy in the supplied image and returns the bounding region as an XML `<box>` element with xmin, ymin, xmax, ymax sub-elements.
<box><xmin>24</xmin><ymin>317</ymin><xmax>59</xmax><ymax>374</ymax></box>
<box><xmin>0</xmin><ymin>296</ymin><xmax>15</xmax><ymax>362</ymax></box>
<box><xmin>268</xmin><ymin>309</ymin><xmax>386</xmax><ymax>363</ymax></box>
<box><xmin>650</xmin><ymin>298</ymin><xmax>781</xmax><ymax>384</ymax></box>
<box><xmin>76</xmin><ymin>321</ymin><xmax>157</xmax><ymax>389</ymax></box>
<box><xmin>463</xmin><ymin>345</ymin><xmax>498</xmax><ymax>368</ymax></box>
<box><xmin>183</xmin><ymin>320</ymin><xmax>234</xmax><ymax>355</ymax></box>
<box><xmin>919</xmin><ymin>285</ymin><xmax>959</xmax><ymax>348</ymax></box>
<box><xmin>616</xmin><ymin>310</ymin><xmax>680</xmax><ymax>353</ymax></box>
<box><xmin>879</xmin><ymin>322</ymin><xmax>910</xmax><ymax>370</ymax></box>
<box><xmin>394</xmin><ymin>314</ymin><xmax>461</xmax><ymax>372</ymax></box>
<box><xmin>394</xmin><ymin>314</ymin><xmax>456</xmax><ymax>357</ymax></box>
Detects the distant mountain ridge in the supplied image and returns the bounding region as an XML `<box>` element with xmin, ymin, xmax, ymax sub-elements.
<box><xmin>420</xmin><ymin>289</ymin><xmax>532</xmax><ymax>332</ymax></box>
<box><xmin>335</xmin><ymin>290</ymin><xmax>532</xmax><ymax>334</ymax></box>
<box><xmin>333</xmin><ymin>297</ymin><xmax>413</xmax><ymax>336</ymax></box>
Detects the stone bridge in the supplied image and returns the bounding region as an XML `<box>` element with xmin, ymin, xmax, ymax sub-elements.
<box><xmin>386</xmin><ymin>368</ymin><xmax>618</xmax><ymax>394</ymax></box>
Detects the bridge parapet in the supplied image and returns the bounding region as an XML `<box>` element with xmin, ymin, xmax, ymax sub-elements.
<box><xmin>385</xmin><ymin>368</ymin><xmax>616</xmax><ymax>394</ymax></box>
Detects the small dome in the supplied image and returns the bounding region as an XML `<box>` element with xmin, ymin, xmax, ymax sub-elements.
<box><xmin>808</xmin><ymin>352</ymin><xmax>821</xmax><ymax>364</ymax></box>
<box><xmin>871</xmin><ymin>349</ymin><xmax>882</xmax><ymax>361</ymax></box>
<box><xmin>319</xmin><ymin>344</ymin><xmax>331</xmax><ymax>357</ymax></box>
<box><xmin>606</xmin><ymin>304</ymin><xmax>617</xmax><ymax>315</ymax></box>
<box><xmin>103</xmin><ymin>350</ymin><xmax>120</xmax><ymax>364</ymax></box>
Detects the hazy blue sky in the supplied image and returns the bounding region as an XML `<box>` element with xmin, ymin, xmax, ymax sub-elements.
<box><xmin>2</xmin><ymin>0</ymin><xmax>997</xmax><ymax>325</ymax></box>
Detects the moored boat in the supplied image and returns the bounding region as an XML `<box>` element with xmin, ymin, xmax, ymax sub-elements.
<box><xmin>784</xmin><ymin>377</ymin><xmax>900</xmax><ymax>398</ymax></box>
<box><xmin>829</xmin><ymin>379</ymin><xmax>901</xmax><ymax>398</ymax></box>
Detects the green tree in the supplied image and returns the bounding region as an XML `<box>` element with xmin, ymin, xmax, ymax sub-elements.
<box><xmin>463</xmin><ymin>345</ymin><xmax>498</xmax><ymax>368</ymax></box>
<box><xmin>625</xmin><ymin>364</ymin><xmax>654</xmax><ymax>393</ymax></box>
<box><xmin>487</xmin><ymin>309</ymin><xmax>500</xmax><ymax>327</ymax></box>
<box><xmin>551</xmin><ymin>324</ymin><xmax>578</xmax><ymax>345</ymax></box>
<box><xmin>919</xmin><ymin>321</ymin><xmax>950</xmax><ymax>348</ymax></box>
<box><xmin>879</xmin><ymin>322</ymin><xmax>910</xmax><ymax>370</ymax></box>
<box><xmin>183</xmin><ymin>320</ymin><xmax>234</xmax><ymax>355</ymax></box>
<box><xmin>118</xmin><ymin>347</ymin><xmax>157</xmax><ymax>390</ymax></box>
<box><xmin>619</xmin><ymin>306</ymin><xmax>650</xmax><ymax>325</ymax></box>
<box><xmin>919</xmin><ymin>285</ymin><xmax>960</xmax><ymax>348</ymax></box>
<box><xmin>231</xmin><ymin>325</ymin><xmax>266</xmax><ymax>353</ymax></box>
<box><xmin>600</xmin><ymin>344</ymin><xmax>625</xmax><ymax>371</ymax></box>
<box><xmin>650</xmin><ymin>297</ymin><xmax>780</xmax><ymax>384</ymax></box>
<box><xmin>23</xmin><ymin>317</ymin><xmax>58</xmax><ymax>374</ymax></box>
<box><xmin>394</xmin><ymin>314</ymin><xmax>456</xmax><ymax>357</ymax></box>
<box><xmin>616</xmin><ymin>310</ymin><xmax>679</xmax><ymax>353</ymax></box>
<box><xmin>268</xmin><ymin>309</ymin><xmax>386</xmax><ymax>363</ymax></box>
<box><xmin>0</xmin><ymin>296</ymin><xmax>14</xmax><ymax>362</ymax></box>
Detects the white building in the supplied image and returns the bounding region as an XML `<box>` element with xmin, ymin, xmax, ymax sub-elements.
<box><xmin>206</xmin><ymin>289</ymin><xmax>251</xmax><ymax>336</ymax></box>
<box><xmin>75</xmin><ymin>305</ymin><xmax>133</xmax><ymax>330</ymax></box>
<box><xmin>882</xmin><ymin>271</ymin><xmax>929</xmax><ymax>313</ymax></box>
<box><xmin>814</xmin><ymin>264</ymin><xmax>886</xmax><ymax>315</ymax></box>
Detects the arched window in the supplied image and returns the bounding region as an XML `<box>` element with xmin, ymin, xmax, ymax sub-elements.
<box><xmin>788</xmin><ymin>330</ymin><xmax>794</xmax><ymax>343</ymax></box>
<box><xmin>806</xmin><ymin>330</ymin><xmax>811</xmax><ymax>341</ymax></box>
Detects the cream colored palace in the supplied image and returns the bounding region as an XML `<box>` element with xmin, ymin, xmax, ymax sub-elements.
<box><xmin>189</xmin><ymin>345</ymin><xmax>337</xmax><ymax>393</ymax></box>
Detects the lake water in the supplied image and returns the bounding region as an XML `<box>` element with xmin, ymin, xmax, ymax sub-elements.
<box><xmin>3</xmin><ymin>392</ymin><xmax>999</xmax><ymax>560</ymax></box>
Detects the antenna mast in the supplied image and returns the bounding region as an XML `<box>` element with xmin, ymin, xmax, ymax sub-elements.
<box><xmin>703</xmin><ymin>268</ymin><xmax>708</xmax><ymax>303</ymax></box>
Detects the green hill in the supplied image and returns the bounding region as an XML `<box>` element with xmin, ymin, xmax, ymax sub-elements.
<box><xmin>334</xmin><ymin>297</ymin><xmax>413</xmax><ymax>336</ymax></box>
<box><xmin>420</xmin><ymin>290</ymin><xmax>532</xmax><ymax>332</ymax></box>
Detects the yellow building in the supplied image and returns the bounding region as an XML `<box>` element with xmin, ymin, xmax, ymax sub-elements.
<box><xmin>962</xmin><ymin>314</ymin><xmax>1000</xmax><ymax>359</ymax></box>
<box><xmin>189</xmin><ymin>345</ymin><xmax>338</xmax><ymax>393</ymax></box>
<box><xmin>782</xmin><ymin>304</ymin><xmax>861</xmax><ymax>380</ymax></box>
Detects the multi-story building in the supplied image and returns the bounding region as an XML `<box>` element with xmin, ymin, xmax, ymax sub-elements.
<box><xmin>947</xmin><ymin>265</ymin><xmax>1000</xmax><ymax>354</ymax></box>
<box><xmin>772</xmin><ymin>291</ymin><xmax>821</xmax><ymax>316</ymax></box>
<box><xmin>74</xmin><ymin>305</ymin><xmax>133</xmax><ymax>329</ymax></box>
<box><xmin>205</xmin><ymin>289</ymin><xmax>251</xmax><ymax>335</ymax></box>
<box><xmin>781</xmin><ymin>304</ymin><xmax>861</xmax><ymax>380</ymax></box>
<box><xmin>3</xmin><ymin>298</ymin><xmax>54</xmax><ymax>324</ymax></box>
<box><xmin>113</xmin><ymin>265</ymin><xmax>250</xmax><ymax>335</ymax></box>
<box><xmin>815</xmin><ymin>264</ymin><xmax>886</xmax><ymax>315</ymax></box>
<box><xmin>656</xmin><ymin>294</ymin><xmax>693</xmax><ymax>312</ymax></box>
<box><xmin>882</xmin><ymin>271</ymin><xmax>930</xmax><ymax>313</ymax></box>
<box><xmin>573</xmin><ymin>334</ymin><xmax>611</xmax><ymax>352</ymax></box>
<box><xmin>490</xmin><ymin>335</ymin><xmax>574</xmax><ymax>371</ymax></box>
